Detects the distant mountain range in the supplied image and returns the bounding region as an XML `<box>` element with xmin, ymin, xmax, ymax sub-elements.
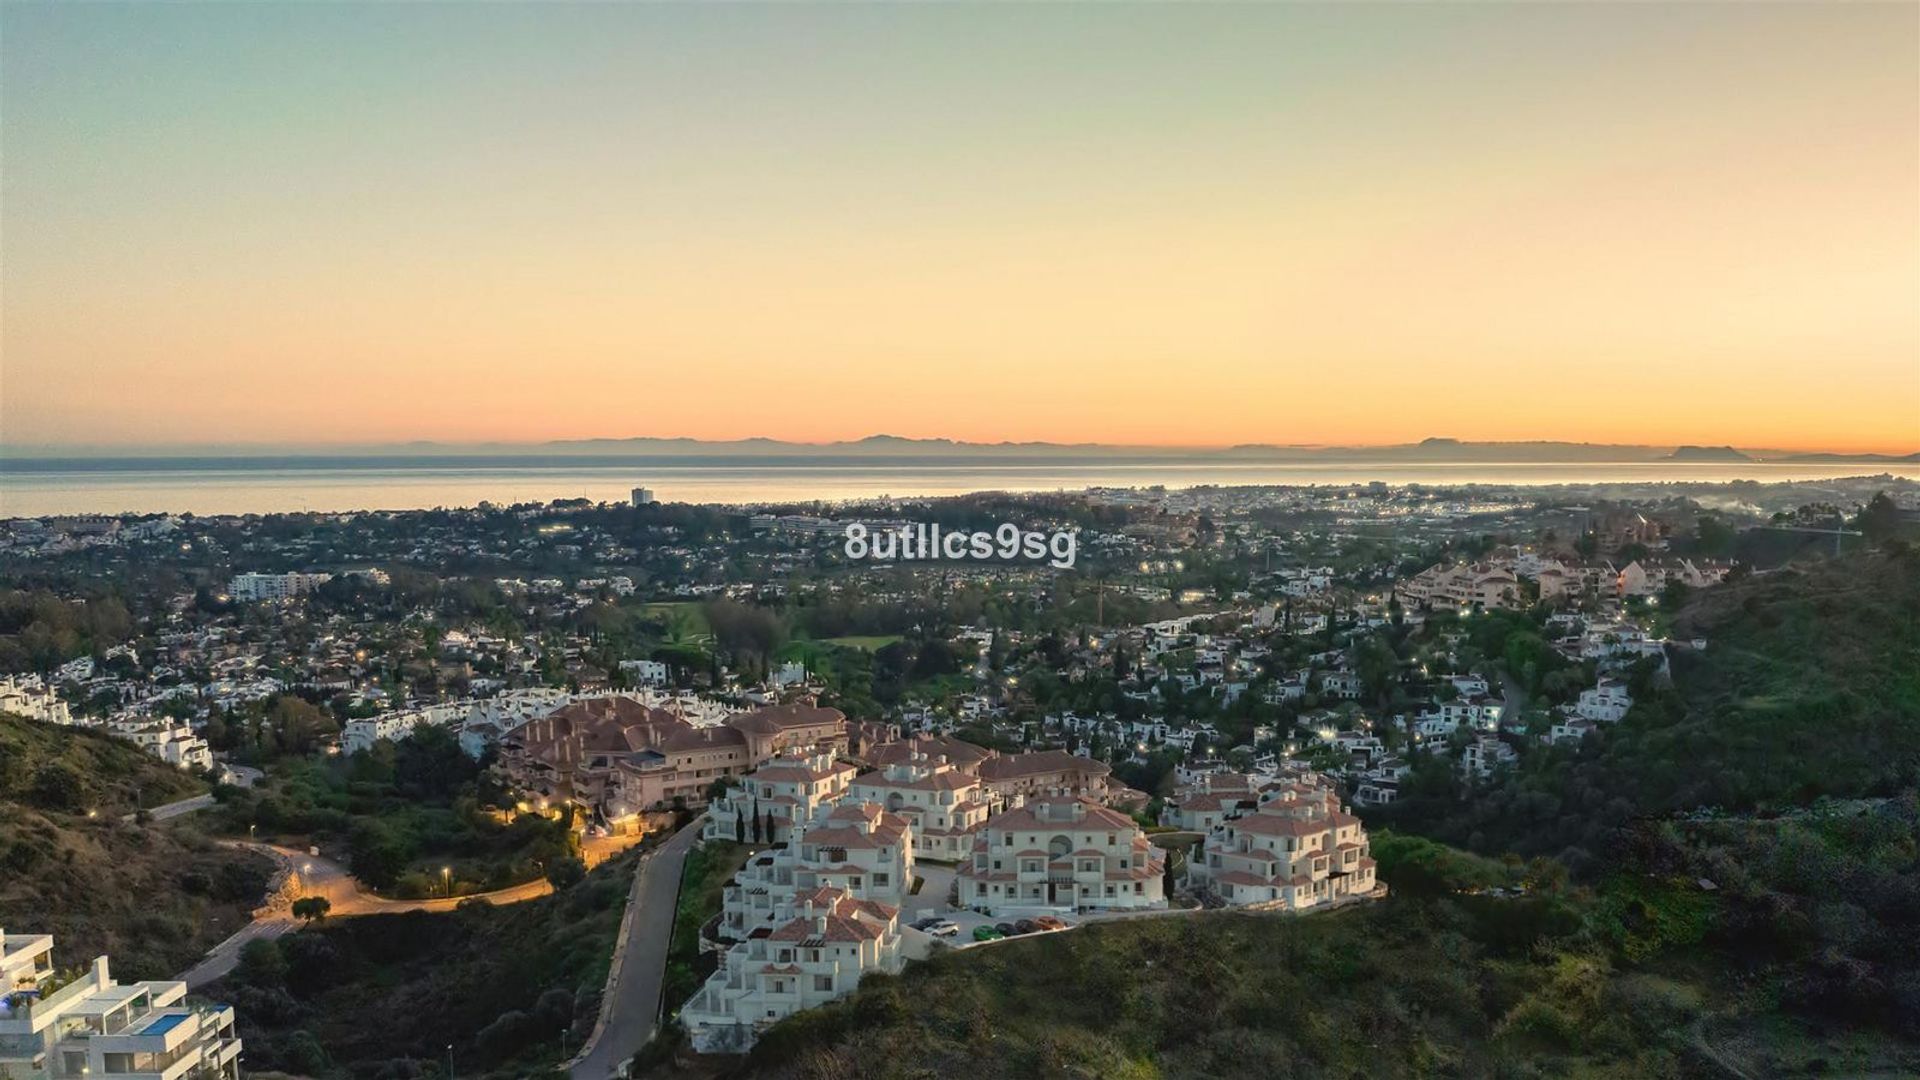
<box><xmin>3</xmin><ymin>435</ymin><xmax>1915</xmax><ymax>465</ymax></box>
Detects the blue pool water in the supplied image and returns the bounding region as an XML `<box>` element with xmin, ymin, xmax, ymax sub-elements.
<box><xmin>139</xmin><ymin>1013</ymin><xmax>188</xmax><ymax>1037</ymax></box>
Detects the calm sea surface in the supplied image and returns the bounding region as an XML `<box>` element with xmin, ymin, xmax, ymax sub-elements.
<box><xmin>2</xmin><ymin>458</ymin><xmax>1915</xmax><ymax>517</ymax></box>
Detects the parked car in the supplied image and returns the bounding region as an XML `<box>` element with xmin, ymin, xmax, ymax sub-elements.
<box><xmin>972</xmin><ymin>925</ymin><xmax>1004</xmax><ymax>942</ymax></box>
<box><xmin>994</xmin><ymin>922</ymin><xmax>1017</xmax><ymax>937</ymax></box>
<box><xmin>926</xmin><ymin>919</ymin><xmax>960</xmax><ymax>937</ymax></box>
<box><xmin>1014</xmin><ymin>919</ymin><xmax>1038</xmax><ymax>935</ymax></box>
<box><xmin>909</xmin><ymin>916</ymin><xmax>942</xmax><ymax>931</ymax></box>
<box><xmin>1033</xmin><ymin>915</ymin><xmax>1068</xmax><ymax>931</ymax></box>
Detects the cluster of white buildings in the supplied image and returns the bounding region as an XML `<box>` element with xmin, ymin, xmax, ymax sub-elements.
<box><xmin>0</xmin><ymin>930</ymin><xmax>242</xmax><ymax>1080</ymax></box>
<box><xmin>687</xmin><ymin>770</ymin><xmax>917</xmax><ymax>1052</ymax></box>
<box><xmin>3</xmin><ymin>675</ymin><xmax>216</xmax><ymax>774</ymax></box>
<box><xmin>0</xmin><ymin>676</ymin><xmax>72</xmax><ymax>726</ymax></box>
<box><xmin>684</xmin><ymin>732</ymin><xmax>1163</xmax><ymax>1051</ymax></box>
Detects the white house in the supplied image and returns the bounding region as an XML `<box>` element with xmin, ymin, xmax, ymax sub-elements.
<box><xmin>0</xmin><ymin>928</ymin><xmax>243</xmax><ymax>1080</ymax></box>
<box><xmin>1574</xmin><ymin>680</ymin><xmax>1633</xmax><ymax>723</ymax></box>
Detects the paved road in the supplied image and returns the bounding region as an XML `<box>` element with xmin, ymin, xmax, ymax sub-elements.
<box><xmin>178</xmin><ymin>842</ymin><xmax>557</xmax><ymax>988</ymax></box>
<box><xmin>569</xmin><ymin>822</ymin><xmax>702</xmax><ymax>1080</ymax></box>
<box><xmin>124</xmin><ymin>792</ymin><xmax>215</xmax><ymax>824</ymax></box>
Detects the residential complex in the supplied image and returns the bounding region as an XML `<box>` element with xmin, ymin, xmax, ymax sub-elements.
<box><xmin>497</xmin><ymin>697</ymin><xmax>847</xmax><ymax>827</ymax></box>
<box><xmin>0</xmin><ymin>930</ymin><xmax>242</xmax><ymax>1080</ymax></box>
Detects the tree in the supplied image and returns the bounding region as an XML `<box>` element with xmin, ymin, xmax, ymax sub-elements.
<box><xmin>291</xmin><ymin>895</ymin><xmax>332</xmax><ymax>923</ymax></box>
<box><xmin>546</xmin><ymin>855</ymin><xmax>587</xmax><ymax>889</ymax></box>
<box><xmin>1854</xmin><ymin>492</ymin><xmax>1903</xmax><ymax>543</ymax></box>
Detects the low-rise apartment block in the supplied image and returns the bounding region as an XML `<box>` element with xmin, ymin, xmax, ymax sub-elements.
<box><xmin>0</xmin><ymin>929</ymin><xmax>242</xmax><ymax>1080</ymax></box>
<box><xmin>958</xmin><ymin>798</ymin><xmax>1166</xmax><ymax>916</ymax></box>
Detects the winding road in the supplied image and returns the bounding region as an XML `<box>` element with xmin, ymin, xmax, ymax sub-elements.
<box><xmin>179</xmin><ymin>842</ymin><xmax>557</xmax><ymax>987</ymax></box>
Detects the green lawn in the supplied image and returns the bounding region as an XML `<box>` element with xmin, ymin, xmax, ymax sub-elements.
<box><xmin>659</xmin><ymin>841</ymin><xmax>754</xmax><ymax>1020</ymax></box>
<box><xmin>822</xmin><ymin>635</ymin><xmax>903</xmax><ymax>651</ymax></box>
<box><xmin>639</xmin><ymin>601</ymin><xmax>711</xmax><ymax>637</ymax></box>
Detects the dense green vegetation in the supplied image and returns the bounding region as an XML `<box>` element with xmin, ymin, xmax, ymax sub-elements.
<box><xmin>215</xmin><ymin>848</ymin><xmax>638</xmax><ymax>1080</ymax></box>
<box><xmin>0</xmin><ymin>588</ymin><xmax>134</xmax><ymax>672</ymax></box>
<box><xmin>659</xmin><ymin>842</ymin><xmax>754</xmax><ymax>1021</ymax></box>
<box><xmin>209</xmin><ymin>726</ymin><xmax>578</xmax><ymax>896</ymax></box>
<box><xmin>1380</xmin><ymin>548</ymin><xmax>1920</xmax><ymax>871</ymax></box>
<box><xmin>0</xmin><ymin>716</ymin><xmax>271</xmax><ymax>980</ymax></box>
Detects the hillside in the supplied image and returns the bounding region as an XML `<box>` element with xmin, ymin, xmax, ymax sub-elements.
<box><xmin>710</xmin><ymin>815</ymin><xmax>1918</xmax><ymax>1080</ymax></box>
<box><xmin>210</xmin><ymin>848</ymin><xmax>636</xmax><ymax>1079</ymax></box>
<box><xmin>0</xmin><ymin>715</ymin><xmax>273</xmax><ymax>980</ymax></box>
<box><xmin>1377</xmin><ymin>548</ymin><xmax>1920</xmax><ymax>865</ymax></box>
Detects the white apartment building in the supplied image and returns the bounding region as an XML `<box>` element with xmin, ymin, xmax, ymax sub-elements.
<box><xmin>1574</xmin><ymin>680</ymin><xmax>1633</xmax><ymax>723</ymax></box>
<box><xmin>713</xmin><ymin>801</ymin><xmax>915</xmax><ymax>943</ymax></box>
<box><xmin>1461</xmin><ymin>734</ymin><xmax>1519</xmax><ymax>779</ymax></box>
<box><xmin>680</xmin><ymin>886</ymin><xmax>903</xmax><ymax>1053</ymax></box>
<box><xmin>227</xmin><ymin>572</ymin><xmax>332</xmax><ymax>602</ymax></box>
<box><xmin>0</xmin><ymin>677</ymin><xmax>73</xmax><ymax>726</ymax></box>
<box><xmin>1186</xmin><ymin>783</ymin><xmax>1377</xmax><ymax>910</ymax></box>
<box><xmin>0</xmin><ymin>929</ymin><xmax>242</xmax><ymax>1080</ymax></box>
<box><xmin>705</xmin><ymin>751</ymin><xmax>859</xmax><ymax>848</ymax></box>
<box><xmin>110</xmin><ymin>719</ymin><xmax>213</xmax><ymax>772</ymax></box>
<box><xmin>957</xmin><ymin>798</ymin><xmax>1166</xmax><ymax>917</ymax></box>
<box><xmin>618</xmin><ymin>659</ymin><xmax>669</xmax><ymax>687</ymax></box>
<box><xmin>845</xmin><ymin>753</ymin><xmax>991</xmax><ymax>861</ymax></box>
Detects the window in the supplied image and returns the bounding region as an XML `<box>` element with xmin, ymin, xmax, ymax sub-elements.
<box><xmin>814</xmin><ymin>974</ymin><xmax>833</xmax><ymax>992</ymax></box>
<box><xmin>874</xmin><ymin>873</ymin><xmax>889</xmax><ymax>886</ymax></box>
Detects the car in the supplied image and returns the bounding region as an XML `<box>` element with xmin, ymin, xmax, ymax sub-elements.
<box><xmin>1013</xmin><ymin>919</ymin><xmax>1038</xmax><ymax>935</ymax></box>
<box><xmin>972</xmin><ymin>925</ymin><xmax>1004</xmax><ymax>942</ymax></box>
<box><xmin>909</xmin><ymin>916</ymin><xmax>941</xmax><ymax>931</ymax></box>
<box><xmin>1033</xmin><ymin>915</ymin><xmax>1068</xmax><ymax>931</ymax></box>
<box><xmin>926</xmin><ymin>919</ymin><xmax>960</xmax><ymax>937</ymax></box>
<box><xmin>994</xmin><ymin>922</ymin><xmax>1016</xmax><ymax>937</ymax></box>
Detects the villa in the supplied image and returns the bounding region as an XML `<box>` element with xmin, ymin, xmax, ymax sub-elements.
<box><xmin>0</xmin><ymin>929</ymin><xmax>242</xmax><ymax>1080</ymax></box>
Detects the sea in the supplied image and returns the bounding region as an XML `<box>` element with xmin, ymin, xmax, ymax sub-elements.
<box><xmin>2</xmin><ymin>456</ymin><xmax>1915</xmax><ymax>517</ymax></box>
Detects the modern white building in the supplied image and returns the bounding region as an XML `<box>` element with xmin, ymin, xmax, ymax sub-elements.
<box><xmin>110</xmin><ymin>719</ymin><xmax>214</xmax><ymax>772</ymax></box>
<box><xmin>1574</xmin><ymin>680</ymin><xmax>1633</xmax><ymax>723</ymax></box>
<box><xmin>0</xmin><ymin>677</ymin><xmax>72</xmax><ymax>726</ymax></box>
<box><xmin>228</xmin><ymin>572</ymin><xmax>331</xmax><ymax>602</ymax></box>
<box><xmin>618</xmin><ymin>659</ymin><xmax>669</xmax><ymax>687</ymax></box>
<box><xmin>957</xmin><ymin>798</ymin><xmax>1166</xmax><ymax>917</ymax></box>
<box><xmin>0</xmin><ymin>929</ymin><xmax>242</xmax><ymax>1080</ymax></box>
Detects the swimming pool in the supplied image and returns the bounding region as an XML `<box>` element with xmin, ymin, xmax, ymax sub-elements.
<box><xmin>138</xmin><ymin>1013</ymin><xmax>188</xmax><ymax>1037</ymax></box>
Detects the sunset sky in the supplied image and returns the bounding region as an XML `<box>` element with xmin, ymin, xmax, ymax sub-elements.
<box><xmin>2</xmin><ymin>3</ymin><xmax>1916</xmax><ymax>453</ymax></box>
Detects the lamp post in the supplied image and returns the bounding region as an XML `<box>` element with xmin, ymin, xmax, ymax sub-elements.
<box><xmin>445</xmin><ymin>1043</ymin><xmax>454</xmax><ymax>1080</ymax></box>
<box><xmin>442</xmin><ymin>866</ymin><xmax>451</xmax><ymax>897</ymax></box>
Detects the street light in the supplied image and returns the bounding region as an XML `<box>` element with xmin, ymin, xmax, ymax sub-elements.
<box><xmin>442</xmin><ymin>866</ymin><xmax>451</xmax><ymax>897</ymax></box>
